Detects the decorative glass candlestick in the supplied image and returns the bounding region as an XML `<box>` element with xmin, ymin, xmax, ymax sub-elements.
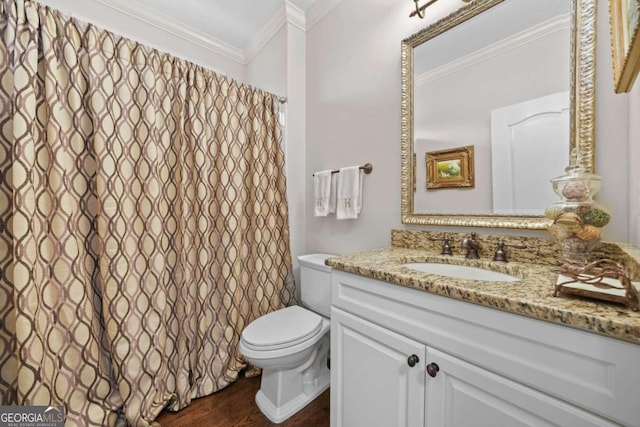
<box><xmin>545</xmin><ymin>165</ymin><xmax>611</xmax><ymax>263</ymax></box>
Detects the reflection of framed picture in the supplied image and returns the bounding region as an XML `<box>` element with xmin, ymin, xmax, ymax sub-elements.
<box><xmin>425</xmin><ymin>145</ymin><xmax>474</xmax><ymax>190</ymax></box>
<box><xmin>610</xmin><ymin>0</ymin><xmax>640</xmax><ymax>92</ymax></box>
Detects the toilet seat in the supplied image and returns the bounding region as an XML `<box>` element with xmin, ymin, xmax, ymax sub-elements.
<box><xmin>242</xmin><ymin>306</ymin><xmax>323</xmax><ymax>351</ymax></box>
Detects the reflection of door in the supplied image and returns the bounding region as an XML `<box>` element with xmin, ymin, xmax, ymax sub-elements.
<box><xmin>491</xmin><ymin>91</ymin><xmax>569</xmax><ymax>215</ymax></box>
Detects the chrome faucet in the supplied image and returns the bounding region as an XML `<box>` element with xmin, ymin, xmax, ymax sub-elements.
<box><xmin>460</xmin><ymin>233</ymin><xmax>480</xmax><ymax>259</ymax></box>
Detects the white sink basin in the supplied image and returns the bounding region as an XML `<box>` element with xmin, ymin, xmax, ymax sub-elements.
<box><xmin>402</xmin><ymin>262</ymin><xmax>521</xmax><ymax>282</ymax></box>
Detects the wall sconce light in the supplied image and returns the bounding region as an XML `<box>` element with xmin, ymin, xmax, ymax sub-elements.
<box><xmin>410</xmin><ymin>0</ymin><xmax>473</xmax><ymax>19</ymax></box>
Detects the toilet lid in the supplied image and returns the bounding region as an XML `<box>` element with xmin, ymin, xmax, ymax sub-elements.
<box><xmin>242</xmin><ymin>306</ymin><xmax>323</xmax><ymax>350</ymax></box>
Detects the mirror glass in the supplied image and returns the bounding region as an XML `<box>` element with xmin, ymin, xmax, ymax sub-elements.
<box><xmin>401</xmin><ymin>0</ymin><xmax>596</xmax><ymax>229</ymax></box>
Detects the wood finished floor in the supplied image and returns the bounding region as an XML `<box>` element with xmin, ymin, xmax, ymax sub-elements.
<box><xmin>156</xmin><ymin>375</ymin><xmax>330</xmax><ymax>427</ymax></box>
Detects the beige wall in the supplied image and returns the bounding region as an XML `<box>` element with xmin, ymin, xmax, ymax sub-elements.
<box><xmin>247</xmin><ymin>27</ymin><xmax>288</xmax><ymax>96</ymax></box>
<box><xmin>306</xmin><ymin>0</ymin><xmax>417</xmax><ymax>254</ymax></box>
<box><xmin>305</xmin><ymin>0</ymin><xmax>633</xmax><ymax>255</ymax></box>
<box><xmin>283</xmin><ymin>23</ymin><xmax>308</xmax><ymax>274</ymax></box>
<box><xmin>629</xmin><ymin>82</ymin><xmax>640</xmax><ymax>246</ymax></box>
<box><xmin>594</xmin><ymin>0</ymin><xmax>632</xmax><ymax>244</ymax></box>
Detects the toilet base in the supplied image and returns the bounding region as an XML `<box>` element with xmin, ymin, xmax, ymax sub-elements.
<box><xmin>254</xmin><ymin>335</ymin><xmax>330</xmax><ymax>423</ymax></box>
<box><xmin>255</xmin><ymin>377</ymin><xmax>329</xmax><ymax>424</ymax></box>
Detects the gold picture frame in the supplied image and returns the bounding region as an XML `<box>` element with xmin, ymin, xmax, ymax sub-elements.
<box><xmin>426</xmin><ymin>145</ymin><xmax>474</xmax><ymax>190</ymax></box>
<box><xmin>610</xmin><ymin>0</ymin><xmax>640</xmax><ymax>92</ymax></box>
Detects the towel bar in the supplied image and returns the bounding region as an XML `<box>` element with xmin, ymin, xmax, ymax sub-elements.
<box><xmin>312</xmin><ymin>163</ymin><xmax>373</xmax><ymax>176</ymax></box>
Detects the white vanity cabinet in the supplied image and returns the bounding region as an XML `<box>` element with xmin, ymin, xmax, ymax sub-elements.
<box><xmin>330</xmin><ymin>271</ymin><xmax>640</xmax><ymax>427</ymax></box>
<box><xmin>331</xmin><ymin>308</ymin><xmax>426</xmax><ymax>427</ymax></box>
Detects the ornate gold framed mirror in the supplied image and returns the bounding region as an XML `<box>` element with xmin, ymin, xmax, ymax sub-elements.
<box><xmin>401</xmin><ymin>0</ymin><xmax>596</xmax><ymax>229</ymax></box>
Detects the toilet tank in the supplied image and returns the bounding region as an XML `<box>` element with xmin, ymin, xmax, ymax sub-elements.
<box><xmin>298</xmin><ymin>254</ymin><xmax>335</xmax><ymax>318</ymax></box>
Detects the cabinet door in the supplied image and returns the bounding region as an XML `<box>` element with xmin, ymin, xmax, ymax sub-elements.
<box><xmin>425</xmin><ymin>347</ymin><xmax>618</xmax><ymax>427</ymax></box>
<box><xmin>331</xmin><ymin>307</ymin><xmax>426</xmax><ymax>427</ymax></box>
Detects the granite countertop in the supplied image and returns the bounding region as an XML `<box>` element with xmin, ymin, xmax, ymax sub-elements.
<box><xmin>326</xmin><ymin>246</ymin><xmax>640</xmax><ymax>345</ymax></box>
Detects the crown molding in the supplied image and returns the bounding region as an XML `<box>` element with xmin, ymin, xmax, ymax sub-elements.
<box><xmin>95</xmin><ymin>0</ymin><xmax>245</xmax><ymax>63</ymax></box>
<box><xmin>305</xmin><ymin>0</ymin><xmax>343</xmax><ymax>30</ymax></box>
<box><xmin>286</xmin><ymin>1</ymin><xmax>306</xmax><ymax>32</ymax></box>
<box><xmin>96</xmin><ymin>0</ymin><xmax>336</xmax><ymax>66</ymax></box>
<box><xmin>416</xmin><ymin>13</ymin><xmax>571</xmax><ymax>86</ymax></box>
<box><xmin>244</xmin><ymin>1</ymin><xmax>307</xmax><ymax>64</ymax></box>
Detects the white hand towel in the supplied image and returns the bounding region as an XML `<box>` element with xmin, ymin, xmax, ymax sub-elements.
<box><xmin>328</xmin><ymin>173</ymin><xmax>338</xmax><ymax>214</ymax></box>
<box><xmin>336</xmin><ymin>166</ymin><xmax>363</xmax><ymax>219</ymax></box>
<box><xmin>313</xmin><ymin>170</ymin><xmax>332</xmax><ymax>216</ymax></box>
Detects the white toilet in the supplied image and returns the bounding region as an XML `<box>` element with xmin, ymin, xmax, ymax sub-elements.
<box><xmin>239</xmin><ymin>253</ymin><xmax>335</xmax><ymax>423</ymax></box>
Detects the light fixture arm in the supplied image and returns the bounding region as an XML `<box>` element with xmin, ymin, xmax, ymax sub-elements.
<box><xmin>410</xmin><ymin>0</ymin><xmax>435</xmax><ymax>18</ymax></box>
<box><xmin>410</xmin><ymin>0</ymin><xmax>474</xmax><ymax>19</ymax></box>
<box><xmin>411</xmin><ymin>0</ymin><xmax>426</xmax><ymax>18</ymax></box>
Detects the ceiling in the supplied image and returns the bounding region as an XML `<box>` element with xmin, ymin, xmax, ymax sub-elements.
<box><xmin>414</xmin><ymin>0</ymin><xmax>570</xmax><ymax>75</ymax></box>
<box><xmin>99</xmin><ymin>0</ymin><xmax>323</xmax><ymax>62</ymax></box>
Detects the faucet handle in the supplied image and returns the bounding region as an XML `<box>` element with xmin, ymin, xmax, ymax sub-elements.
<box><xmin>493</xmin><ymin>240</ymin><xmax>527</xmax><ymax>263</ymax></box>
<box><xmin>429</xmin><ymin>236</ymin><xmax>453</xmax><ymax>256</ymax></box>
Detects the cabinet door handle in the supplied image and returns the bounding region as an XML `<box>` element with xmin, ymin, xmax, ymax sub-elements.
<box><xmin>407</xmin><ymin>354</ymin><xmax>420</xmax><ymax>367</ymax></box>
<box><xmin>426</xmin><ymin>362</ymin><xmax>439</xmax><ymax>377</ymax></box>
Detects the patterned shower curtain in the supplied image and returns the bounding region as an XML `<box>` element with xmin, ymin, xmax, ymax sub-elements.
<box><xmin>0</xmin><ymin>1</ymin><xmax>295</xmax><ymax>425</ymax></box>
